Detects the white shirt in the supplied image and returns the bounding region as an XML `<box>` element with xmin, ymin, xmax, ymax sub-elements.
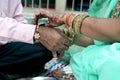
<box><xmin>0</xmin><ymin>0</ymin><xmax>36</xmax><ymax>45</ymax></box>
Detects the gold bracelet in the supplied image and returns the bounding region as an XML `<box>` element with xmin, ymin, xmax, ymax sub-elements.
<box><xmin>72</xmin><ymin>14</ymin><xmax>89</xmax><ymax>34</ymax></box>
<box><xmin>79</xmin><ymin>14</ymin><xmax>89</xmax><ymax>33</ymax></box>
<box><xmin>68</xmin><ymin>14</ymin><xmax>78</xmax><ymax>27</ymax></box>
<box><xmin>68</xmin><ymin>14</ymin><xmax>82</xmax><ymax>34</ymax></box>
<box><xmin>33</xmin><ymin>25</ymin><xmax>40</xmax><ymax>43</ymax></box>
<box><xmin>72</xmin><ymin>14</ymin><xmax>81</xmax><ymax>33</ymax></box>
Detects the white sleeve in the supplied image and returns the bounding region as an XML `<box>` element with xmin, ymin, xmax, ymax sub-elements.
<box><xmin>0</xmin><ymin>17</ymin><xmax>36</xmax><ymax>45</ymax></box>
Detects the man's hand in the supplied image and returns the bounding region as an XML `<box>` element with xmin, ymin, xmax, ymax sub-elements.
<box><xmin>39</xmin><ymin>26</ymin><xmax>71</xmax><ymax>53</ymax></box>
<box><xmin>33</xmin><ymin>9</ymin><xmax>64</xmax><ymax>27</ymax></box>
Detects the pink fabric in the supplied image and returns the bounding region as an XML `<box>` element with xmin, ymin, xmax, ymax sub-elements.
<box><xmin>0</xmin><ymin>0</ymin><xmax>36</xmax><ymax>44</ymax></box>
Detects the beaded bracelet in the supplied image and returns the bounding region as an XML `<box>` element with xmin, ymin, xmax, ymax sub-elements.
<box><xmin>33</xmin><ymin>25</ymin><xmax>40</xmax><ymax>43</ymax></box>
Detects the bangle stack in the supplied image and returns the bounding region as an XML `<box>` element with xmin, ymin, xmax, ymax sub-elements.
<box><xmin>33</xmin><ymin>25</ymin><xmax>40</xmax><ymax>43</ymax></box>
<box><xmin>63</xmin><ymin>13</ymin><xmax>89</xmax><ymax>45</ymax></box>
<box><xmin>64</xmin><ymin>13</ymin><xmax>89</xmax><ymax>34</ymax></box>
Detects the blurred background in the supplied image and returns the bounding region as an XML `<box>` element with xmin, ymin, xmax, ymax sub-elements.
<box><xmin>21</xmin><ymin>0</ymin><xmax>93</xmax><ymax>23</ymax></box>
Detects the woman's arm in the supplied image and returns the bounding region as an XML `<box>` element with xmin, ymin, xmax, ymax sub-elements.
<box><xmin>81</xmin><ymin>17</ymin><xmax>120</xmax><ymax>42</ymax></box>
<box><xmin>73</xmin><ymin>34</ymin><xmax>93</xmax><ymax>47</ymax></box>
<box><xmin>33</xmin><ymin>10</ymin><xmax>120</xmax><ymax>43</ymax></box>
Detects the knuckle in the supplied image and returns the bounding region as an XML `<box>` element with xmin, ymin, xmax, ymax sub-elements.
<box><xmin>51</xmin><ymin>43</ymin><xmax>57</xmax><ymax>49</ymax></box>
<box><xmin>55</xmin><ymin>37</ymin><xmax>61</xmax><ymax>42</ymax></box>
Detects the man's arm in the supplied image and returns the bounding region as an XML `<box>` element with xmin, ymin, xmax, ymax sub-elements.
<box><xmin>0</xmin><ymin>17</ymin><xmax>35</xmax><ymax>44</ymax></box>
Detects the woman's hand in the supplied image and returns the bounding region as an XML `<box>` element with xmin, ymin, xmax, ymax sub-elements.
<box><xmin>33</xmin><ymin>9</ymin><xmax>65</xmax><ymax>27</ymax></box>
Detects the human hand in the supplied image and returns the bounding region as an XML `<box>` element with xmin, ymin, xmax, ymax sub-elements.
<box><xmin>33</xmin><ymin>9</ymin><xmax>65</xmax><ymax>27</ymax></box>
<box><xmin>39</xmin><ymin>26</ymin><xmax>71</xmax><ymax>56</ymax></box>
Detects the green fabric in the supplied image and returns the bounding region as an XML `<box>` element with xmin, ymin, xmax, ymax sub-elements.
<box><xmin>62</xmin><ymin>45</ymin><xmax>84</xmax><ymax>63</ymax></box>
<box><xmin>89</xmin><ymin>0</ymin><xmax>118</xmax><ymax>18</ymax></box>
<box><xmin>70</xmin><ymin>43</ymin><xmax>120</xmax><ymax>80</ymax></box>
<box><xmin>65</xmin><ymin>0</ymin><xmax>120</xmax><ymax>80</ymax></box>
<box><xmin>89</xmin><ymin>0</ymin><xmax>118</xmax><ymax>45</ymax></box>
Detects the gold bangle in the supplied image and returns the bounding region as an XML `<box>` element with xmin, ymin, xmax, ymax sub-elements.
<box><xmin>72</xmin><ymin>14</ymin><xmax>89</xmax><ymax>34</ymax></box>
<box><xmin>68</xmin><ymin>14</ymin><xmax>78</xmax><ymax>27</ymax></box>
<box><xmin>79</xmin><ymin>14</ymin><xmax>89</xmax><ymax>33</ymax></box>
<box><xmin>33</xmin><ymin>25</ymin><xmax>40</xmax><ymax>43</ymax></box>
<box><xmin>72</xmin><ymin>14</ymin><xmax>81</xmax><ymax>33</ymax></box>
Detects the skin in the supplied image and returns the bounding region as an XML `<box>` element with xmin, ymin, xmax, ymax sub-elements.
<box><xmin>72</xmin><ymin>34</ymin><xmax>93</xmax><ymax>47</ymax></box>
<box><xmin>81</xmin><ymin>17</ymin><xmax>120</xmax><ymax>43</ymax></box>
<box><xmin>38</xmin><ymin>26</ymin><xmax>71</xmax><ymax>52</ymax></box>
<box><xmin>33</xmin><ymin>10</ymin><xmax>71</xmax><ymax>57</ymax></box>
<box><xmin>33</xmin><ymin>10</ymin><xmax>64</xmax><ymax>27</ymax></box>
<box><xmin>33</xmin><ymin>10</ymin><xmax>93</xmax><ymax>47</ymax></box>
<box><xmin>34</xmin><ymin>10</ymin><xmax>120</xmax><ymax>47</ymax></box>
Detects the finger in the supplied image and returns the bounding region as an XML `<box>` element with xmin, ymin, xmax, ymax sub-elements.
<box><xmin>56</xmin><ymin>51</ymin><xmax>61</xmax><ymax>57</ymax></box>
<box><xmin>64</xmin><ymin>38</ymin><xmax>71</xmax><ymax>46</ymax></box>
<box><xmin>33</xmin><ymin>11</ymin><xmax>40</xmax><ymax>25</ymax></box>
<box><xmin>52</xmin><ymin>51</ymin><xmax>57</xmax><ymax>58</ymax></box>
<box><xmin>53</xmin><ymin>41</ymin><xmax>68</xmax><ymax>51</ymax></box>
<box><xmin>60</xmin><ymin>44</ymin><xmax>69</xmax><ymax>50</ymax></box>
<box><xmin>63</xmin><ymin>45</ymin><xmax>69</xmax><ymax>50</ymax></box>
<box><xmin>34</xmin><ymin>10</ymin><xmax>42</xmax><ymax>19</ymax></box>
<box><xmin>63</xmin><ymin>43</ymin><xmax>69</xmax><ymax>47</ymax></box>
<box><xmin>56</xmin><ymin>50</ymin><xmax>64</xmax><ymax>59</ymax></box>
<box><xmin>59</xmin><ymin>38</ymin><xmax>71</xmax><ymax>47</ymax></box>
<box><xmin>34</xmin><ymin>10</ymin><xmax>41</xmax><ymax>16</ymax></box>
<box><xmin>45</xmin><ymin>23</ymin><xmax>58</xmax><ymax>27</ymax></box>
<box><xmin>34</xmin><ymin>9</ymin><xmax>48</xmax><ymax>19</ymax></box>
<box><xmin>33</xmin><ymin>11</ymin><xmax>52</xmax><ymax>25</ymax></box>
<box><xmin>32</xmin><ymin>17</ymin><xmax>39</xmax><ymax>25</ymax></box>
<box><xmin>56</xmin><ymin>43</ymin><xmax>69</xmax><ymax>52</ymax></box>
<box><xmin>39</xmin><ymin>9</ymin><xmax>54</xmax><ymax>18</ymax></box>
